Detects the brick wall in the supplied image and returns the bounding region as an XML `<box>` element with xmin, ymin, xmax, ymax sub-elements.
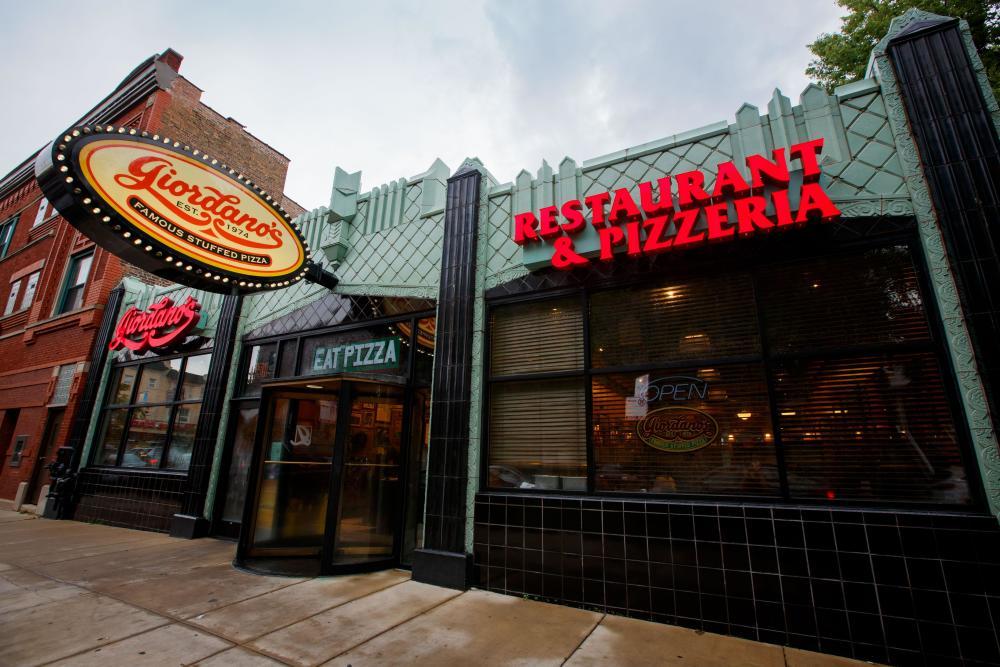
<box><xmin>158</xmin><ymin>77</ymin><xmax>294</xmax><ymax>203</ymax></box>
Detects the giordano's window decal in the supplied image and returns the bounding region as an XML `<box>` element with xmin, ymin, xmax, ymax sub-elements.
<box><xmin>109</xmin><ymin>296</ymin><xmax>202</xmax><ymax>353</ymax></box>
<box><xmin>512</xmin><ymin>137</ymin><xmax>842</xmax><ymax>270</ymax></box>
<box><xmin>34</xmin><ymin>126</ymin><xmax>337</xmax><ymax>294</ymax></box>
<box><xmin>631</xmin><ymin>376</ymin><xmax>720</xmax><ymax>453</ymax></box>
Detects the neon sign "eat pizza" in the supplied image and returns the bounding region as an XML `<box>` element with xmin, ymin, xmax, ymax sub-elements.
<box><xmin>511</xmin><ymin>138</ymin><xmax>841</xmax><ymax>269</ymax></box>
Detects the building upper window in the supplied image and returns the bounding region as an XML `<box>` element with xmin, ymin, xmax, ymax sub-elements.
<box><xmin>3</xmin><ymin>280</ymin><xmax>21</xmax><ymax>317</ymax></box>
<box><xmin>57</xmin><ymin>251</ymin><xmax>93</xmax><ymax>314</ymax></box>
<box><xmin>94</xmin><ymin>353</ymin><xmax>212</xmax><ymax>471</ymax></box>
<box><xmin>485</xmin><ymin>243</ymin><xmax>972</xmax><ymax>507</ymax></box>
<box><xmin>0</xmin><ymin>215</ymin><xmax>17</xmax><ymax>259</ymax></box>
<box><xmin>32</xmin><ymin>197</ymin><xmax>53</xmax><ymax>227</ymax></box>
<box><xmin>21</xmin><ymin>271</ymin><xmax>40</xmax><ymax>310</ymax></box>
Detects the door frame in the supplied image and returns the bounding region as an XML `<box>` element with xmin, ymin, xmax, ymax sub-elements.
<box><xmin>236</xmin><ymin>378</ymin><xmax>415</xmax><ymax>575</ymax></box>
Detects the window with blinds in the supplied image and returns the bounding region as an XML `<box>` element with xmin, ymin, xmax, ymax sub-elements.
<box><xmin>490</xmin><ymin>297</ymin><xmax>583</xmax><ymax>375</ymax></box>
<box><xmin>760</xmin><ymin>245</ymin><xmax>931</xmax><ymax>352</ymax></box>
<box><xmin>592</xmin><ymin>365</ymin><xmax>779</xmax><ymax>496</ymax></box>
<box><xmin>484</xmin><ymin>242</ymin><xmax>973</xmax><ymax>506</ymax></box>
<box><xmin>590</xmin><ymin>275</ymin><xmax>760</xmax><ymax>368</ymax></box>
<box><xmin>488</xmin><ymin>379</ymin><xmax>587</xmax><ymax>490</ymax></box>
<box><xmin>774</xmin><ymin>353</ymin><xmax>968</xmax><ymax>503</ymax></box>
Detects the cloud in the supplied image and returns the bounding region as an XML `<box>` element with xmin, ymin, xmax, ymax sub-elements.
<box><xmin>0</xmin><ymin>0</ymin><xmax>842</xmax><ymax>210</ymax></box>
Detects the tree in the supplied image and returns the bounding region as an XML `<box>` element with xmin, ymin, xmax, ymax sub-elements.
<box><xmin>807</xmin><ymin>0</ymin><xmax>1000</xmax><ymax>100</ymax></box>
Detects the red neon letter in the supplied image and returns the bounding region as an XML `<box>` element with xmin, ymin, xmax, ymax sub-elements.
<box><xmin>598</xmin><ymin>226</ymin><xmax>625</xmax><ymax>261</ymax></box>
<box><xmin>639</xmin><ymin>178</ymin><xmax>672</xmax><ymax>217</ymax></box>
<box><xmin>609</xmin><ymin>188</ymin><xmax>642</xmax><ymax>224</ymax></box>
<box><xmin>712</xmin><ymin>162</ymin><xmax>751</xmax><ymax>199</ymax></box>
<box><xmin>705</xmin><ymin>203</ymin><xmax>735</xmax><ymax>240</ymax></box>
<box><xmin>560</xmin><ymin>199</ymin><xmax>585</xmax><ymax>233</ymax></box>
<box><xmin>734</xmin><ymin>197</ymin><xmax>774</xmax><ymax>233</ymax></box>
<box><xmin>626</xmin><ymin>221</ymin><xmax>642</xmax><ymax>256</ymax></box>
<box><xmin>539</xmin><ymin>206</ymin><xmax>560</xmax><ymax>239</ymax></box>
<box><xmin>790</xmin><ymin>138</ymin><xmax>825</xmax><ymax>180</ymax></box>
<box><xmin>585</xmin><ymin>192</ymin><xmax>611</xmax><ymax>227</ymax></box>
<box><xmin>747</xmin><ymin>148</ymin><xmax>790</xmax><ymax>190</ymax></box>
<box><xmin>513</xmin><ymin>212</ymin><xmax>539</xmax><ymax>244</ymax></box>
<box><xmin>675</xmin><ymin>170</ymin><xmax>711</xmax><ymax>208</ymax></box>
<box><xmin>551</xmin><ymin>237</ymin><xmax>589</xmax><ymax>269</ymax></box>
<box><xmin>795</xmin><ymin>182</ymin><xmax>841</xmax><ymax>222</ymax></box>
<box><xmin>771</xmin><ymin>189</ymin><xmax>794</xmax><ymax>226</ymax></box>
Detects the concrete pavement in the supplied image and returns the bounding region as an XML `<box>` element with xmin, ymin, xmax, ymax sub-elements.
<box><xmin>0</xmin><ymin>509</ymin><xmax>879</xmax><ymax>666</ymax></box>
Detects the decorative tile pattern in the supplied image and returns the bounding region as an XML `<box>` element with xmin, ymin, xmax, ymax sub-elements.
<box><xmin>826</xmin><ymin>93</ymin><xmax>907</xmax><ymax>198</ymax></box>
<box><xmin>337</xmin><ymin>218</ymin><xmax>443</xmax><ymax>289</ymax></box>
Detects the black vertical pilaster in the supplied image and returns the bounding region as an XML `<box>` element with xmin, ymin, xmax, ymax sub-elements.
<box><xmin>888</xmin><ymin>20</ymin><xmax>1000</xmax><ymax>431</ymax></box>
<box><xmin>412</xmin><ymin>164</ymin><xmax>481</xmax><ymax>588</ymax></box>
<box><xmin>45</xmin><ymin>286</ymin><xmax>125</xmax><ymax>520</ymax></box>
<box><xmin>170</xmin><ymin>291</ymin><xmax>242</xmax><ymax>538</ymax></box>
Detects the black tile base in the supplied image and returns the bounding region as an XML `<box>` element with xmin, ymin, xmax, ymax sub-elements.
<box><xmin>170</xmin><ymin>513</ymin><xmax>210</xmax><ymax>539</ymax></box>
<box><xmin>412</xmin><ymin>548</ymin><xmax>473</xmax><ymax>590</ymax></box>
<box><xmin>73</xmin><ymin>468</ymin><xmax>185</xmax><ymax>533</ymax></box>
<box><xmin>475</xmin><ymin>493</ymin><xmax>1000</xmax><ymax>666</ymax></box>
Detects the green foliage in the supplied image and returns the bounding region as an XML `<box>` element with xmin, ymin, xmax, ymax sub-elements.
<box><xmin>807</xmin><ymin>0</ymin><xmax>1000</xmax><ymax>99</ymax></box>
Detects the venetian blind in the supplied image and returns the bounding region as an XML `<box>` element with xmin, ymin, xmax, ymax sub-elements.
<box><xmin>760</xmin><ymin>245</ymin><xmax>931</xmax><ymax>353</ymax></box>
<box><xmin>490</xmin><ymin>297</ymin><xmax>583</xmax><ymax>376</ymax></box>
<box><xmin>775</xmin><ymin>352</ymin><xmax>969</xmax><ymax>504</ymax></box>
<box><xmin>488</xmin><ymin>379</ymin><xmax>586</xmax><ymax>489</ymax></box>
<box><xmin>589</xmin><ymin>275</ymin><xmax>760</xmax><ymax>368</ymax></box>
<box><xmin>591</xmin><ymin>364</ymin><xmax>779</xmax><ymax>496</ymax></box>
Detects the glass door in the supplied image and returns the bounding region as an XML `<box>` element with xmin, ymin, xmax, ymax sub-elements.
<box><xmin>331</xmin><ymin>383</ymin><xmax>405</xmax><ymax>565</ymax></box>
<box><xmin>249</xmin><ymin>390</ymin><xmax>339</xmax><ymax>555</ymax></box>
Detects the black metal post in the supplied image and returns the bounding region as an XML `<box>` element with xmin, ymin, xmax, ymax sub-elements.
<box><xmin>411</xmin><ymin>163</ymin><xmax>481</xmax><ymax>588</ymax></box>
<box><xmin>170</xmin><ymin>290</ymin><xmax>243</xmax><ymax>538</ymax></box>
<box><xmin>887</xmin><ymin>18</ymin><xmax>1000</xmax><ymax>433</ymax></box>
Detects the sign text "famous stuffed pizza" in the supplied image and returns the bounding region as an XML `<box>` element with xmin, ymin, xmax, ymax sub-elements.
<box><xmin>511</xmin><ymin>138</ymin><xmax>841</xmax><ymax>269</ymax></box>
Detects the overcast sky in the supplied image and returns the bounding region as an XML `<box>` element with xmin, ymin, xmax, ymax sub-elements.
<box><xmin>0</xmin><ymin>1</ymin><xmax>843</xmax><ymax>210</ymax></box>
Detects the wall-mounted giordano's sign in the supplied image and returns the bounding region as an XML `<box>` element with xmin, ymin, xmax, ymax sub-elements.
<box><xmin>34</xmin><ymin>126</ymin><xmax>336</xmax><ymax>294</ymax></box>
<box><xmin>512</xmin><ymin>137</ymin><xmax>842</xmax><ymax>270</ymax></box>
<box><xmin>109</xmin><ymin>296</ymin><xmax>201</xmax><ymax>353</ymax></box>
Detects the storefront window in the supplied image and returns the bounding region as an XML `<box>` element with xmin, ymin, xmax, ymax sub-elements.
<box><xmin>95</xmin><ymin>353</ymin><xmax>211</xmax><ymax>470</ymax></box>
<box><xmin>243</xmin><ymin>344</ymin><xmax>277</xmax><ymax>395</ymax></box>
<box><xmin>590</xmin><ymin>276</ymin><xmax>759</xmax><ymax>368</ymax></box>
<box><xmin>592</xmin><ymin>365</ymin><xmax>778</xmax><ymax>495</ymax></box>
<box><xmin>488</xmin><ymin>298</ymin><xmax>586</xmax><ymax>490</ymax></box>
<box><xmin>221</xmin><ymin>403</ymin><xmax>259</xmax><ymax>524</ymax></box>
<box><xmin>485</xmin><ymin>243</ymin><xmax>972</xmax><ymax>506</ymax></box>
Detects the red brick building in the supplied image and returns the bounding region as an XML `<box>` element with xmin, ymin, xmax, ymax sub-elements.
<box><xmin>0</xmin><ymin>49</ymin><xmax>303</xmax><ymax>504</ymax></box>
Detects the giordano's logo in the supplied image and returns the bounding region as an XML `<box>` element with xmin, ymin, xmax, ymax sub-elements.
<box><xmin>34</xmin><ymin>126</ymin><xmax>313</xmax><ymax>294</ymax></box>
<box><xmin>636</xmin><ymin>406</ymin><xmax>720</xmax><ymax>453</ymax></box>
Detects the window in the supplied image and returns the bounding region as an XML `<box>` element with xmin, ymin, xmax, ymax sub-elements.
<box><xmin>21</xmin><ymin>271</ymin><xmax>40</xmax><ymax>310</ymax></box>
<box><xmin>57</xmin><ymin>252</ymin><xmax>93</xmax><ymax>314</ymax></box>
<box><xmin>487</xmin><ymin>297</ymin><xmax>587</xmax><ymax>490</ymax></box>
<box><xmin>94</xmin><ymin>353</ymin><xmax>211</xmax><ymax>470</ymax></box>
<box><xmin>9</xmin><ymin>436</ymin><xmax>27</xmax><ymax>467</ymax></box>
<box><xmin>51</xmin><ymin>364</ymin><xmax>76</xmax><ymax>405</ymax></box>
<box><xmin>485</xmin><ymin>244</ymin><xmax>972</xmax><ymax>506</ymax></box>
<box><xmin>0</xmin><ymin>216</ymin><xmax>16</xmax><ymax>259</ymax></box>
<box><xmin>32</xmin><ymin>198</ymin><xmax>52</xmax><ymax>227</ymax></box>
<box><xmin>3</xmin><ymin>280</ymin><xmax>20</xmax><ymax>317</ymax></box>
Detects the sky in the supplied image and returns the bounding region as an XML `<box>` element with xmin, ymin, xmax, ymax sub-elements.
<box><xmin>0</xmin><ymin>1</ymin><xmax>844</xmax><ymax>211</ymax></box>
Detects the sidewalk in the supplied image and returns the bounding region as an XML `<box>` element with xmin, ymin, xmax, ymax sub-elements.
<box><xmin>0</xmin><ymin>509</ymin><xmax>876</xmax><ymax>666</ymax></box>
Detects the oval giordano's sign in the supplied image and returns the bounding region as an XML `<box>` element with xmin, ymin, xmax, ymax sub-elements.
<box><xmin>35</xmin><ymin>126</ymin><xmax>311</xmax><ymax>294</ymax></box>
<box><xmin>636</xmin><ymin>406</ymin><xmax>720</xmax><ymax>453</ymax></box>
